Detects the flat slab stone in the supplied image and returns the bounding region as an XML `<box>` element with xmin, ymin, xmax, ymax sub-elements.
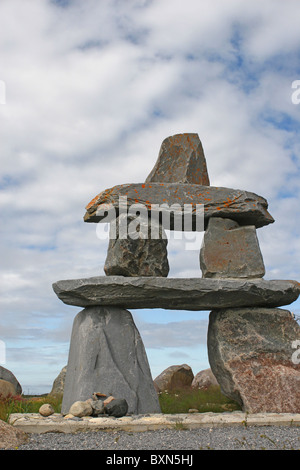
<box><xmin>52</xmin><ymin>276</ymin><xmax>300</xmax><ymax>310</ymax></box>
<box><xmin>8</xmin><ymin>412</ymin><xmax>300</xmax><ymax>434</ymax></box>
<box><xmin>145</xmin><ymin>133</ymin><xmax>210</xmax><ymax>185</ymax></box>
<box><xmin>84</xmin><ymin>183</ymin><xmax>274</xmax><ymax>230</ymax></box>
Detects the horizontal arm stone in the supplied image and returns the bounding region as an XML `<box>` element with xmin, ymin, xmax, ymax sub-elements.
<box><xmin>84</xmin><ymin>183</ymin><xmax>274</xmax><ymax>230</ymax></box>
<box><xmin>52</xmin><ymin>276</ymin><xmax>300</xmax><ymax>310</ymax></box>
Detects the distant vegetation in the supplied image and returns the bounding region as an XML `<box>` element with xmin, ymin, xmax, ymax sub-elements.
<box><xmin>0</xmin><ymin>393</ymin><xmax>62</xmax><ymax>422</ymax></box>
<box><xmin>158</xmin><ymin>385</ymin><xmax>241</xmax><ymax>414</ymax></box>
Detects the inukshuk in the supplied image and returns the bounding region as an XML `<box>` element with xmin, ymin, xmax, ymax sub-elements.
<box><xmin>53</xmin><ymin>133</ymin><xmax>300</xmax><ymax>415</ymax></box>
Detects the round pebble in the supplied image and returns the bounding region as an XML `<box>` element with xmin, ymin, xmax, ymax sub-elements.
<box><xmin>38</xmin><ymin>404</ymin><xmax>55</xmax><ymax>417</ymax></box>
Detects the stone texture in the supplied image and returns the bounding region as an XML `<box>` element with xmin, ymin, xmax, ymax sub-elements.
<box><xmin>104</xmin><ymin>398</ymin><xmax>128</xmax><ymax>417</ymax></box>
<box><xmin>207</xmin><ymin>307</ymin><xmax>300</xmax><ymax>413</ymax></box>
<box><xmin>200</xmin><ymin>217</ymin><xmax>265</xmax><ymax>279</ymax></box>
<box><xmin>154</xmin><ymin>364</ymin><xmax>194</xmax><ymax>392</ymax></box>
<box><xmin>0</xmin><ymin>419</ymin><xmax>28</xmax><ymax>449</ymax></box>
<box><xmin>61</xmin><ymin>306</ymin><xmax>161</xmax><ymax>416</ymax></box>
<box><xmin>0</xmin><ymin>379</ymin><xmax>16</xmax><ymax>398</ymax></box>
<box><xmin>145</xmin><ymin>133</ymin><xmax>210</xmax><ymax>185</ymax></box>
<box><xmin>91</xmin><ymin>400</ymin><xmax>105</xmax><ymax>416</ymax></box>
<box><xmin>104</xmin><ymin>214</ymin><xmax>169</xmax><ymax>277</ymax></box>
<box><xmin>39</xmin><ymin>404</ymin><xmax>55</xmax><ymax>417</ymax></box>
<box><xmin>84</xmin><ymin>182</ymin><xmax>274</xmax><ymax>230</ymax></box>
<box><xmin>191</xmin><ymin>368</ymin><xmax>219</xmax><ymax>390</ymax></box>
<box><xmin>92</xmin><ymin>392</ymin><xmax>107</xmax><ymax>400</ymax></box>
<box><xmin>103</xmin><ymin>396</ymin><xmax>115</xmax><ymax>406</ymax></box>
<box><xmin>49</xmin><ymin>365</ymin><xmax>66</xmax><ymax>395</ymax></box>
<box><xmin>52</xmin><ymin>276</ymin><xmax>300</xmax><ymax>310</ymax></box>
<box><xmin>0</xmin><ymin>366</ymin><xmax>22</xmax><ymax>395</ymax></box>
<box><xmin>68</xmin><ymin>401</ymin><xmax>93</xmax><ymax>417</ymax></box>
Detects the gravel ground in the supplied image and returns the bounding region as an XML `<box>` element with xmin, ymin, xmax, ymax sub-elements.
<box><xmin>15</xmin><ymin>426</ymin><xmax>300</xmax><ymax>451</ymax></box>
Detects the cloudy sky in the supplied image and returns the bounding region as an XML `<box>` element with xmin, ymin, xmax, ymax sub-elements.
<box><xmin>1</xmin><ymin>0</ymin><xmax>300</xmax><ymax>394</ymax></box>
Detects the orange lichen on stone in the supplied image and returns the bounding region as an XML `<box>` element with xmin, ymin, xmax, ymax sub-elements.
<box><xmin>84</xmin><ymin>182</ymin><xmax>274</xmax><ymax>229</ymax></box>
<box><xmin>85</xmin><ymin>186</ymin><xmax>116</xmax><ymax>210</ymax></box>
<box><xmin>145</xmin><ymin>133</ymin><xmax>210</xmax><ymax>186</ymax></box>
<box><xmin>86</xmin><ymin>193</ymin><xmax>101</xmax><ymax>210</ymax></box>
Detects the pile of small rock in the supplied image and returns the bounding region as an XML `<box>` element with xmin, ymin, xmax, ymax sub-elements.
<box><xmin>39</xmin><ymin>393</ymin><xmax>128</xmax><ymax>419</ymax></box>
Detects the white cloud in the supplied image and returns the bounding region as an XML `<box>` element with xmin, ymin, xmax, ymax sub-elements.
<box><xmin>137</xmin><ymin>319</ymin><xmax>208</xmax><ymax>349</ymax></box>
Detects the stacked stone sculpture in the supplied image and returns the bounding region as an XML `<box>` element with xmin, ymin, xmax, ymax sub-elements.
<box><xmin>53</xmin><ymin>133</ymin><xmax>300</xmax><ymax>414</ymax></box>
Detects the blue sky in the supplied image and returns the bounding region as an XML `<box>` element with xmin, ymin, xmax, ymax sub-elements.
<box><xmin>0</xmin><ymin>0</ymin><xmax>300</xmax><ymax>394</ymax></box>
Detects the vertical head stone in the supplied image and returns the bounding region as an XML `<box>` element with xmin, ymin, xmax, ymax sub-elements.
<box><xmin>145</xmin><ymin>133</ymin><xmax>210</xmax><ymax>185</ymax></box>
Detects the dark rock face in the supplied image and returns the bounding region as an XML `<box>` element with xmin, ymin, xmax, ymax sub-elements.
<box><xmin>49</xmin><ymin>366</ymin><xmax>67</xmax><ymax>395</ymax></box>
<box><xmin>0</xmin><ymin>366</ymin><xmax>22</xmax><ymax>395</ymax></box>
<box><xmin>104</xmin><ymin>398</ymin><xmax>128</xmax><ymax>417</ymax></box>
<box><xmin>200</xmin><ymin>218</ymin><xmax>265</xmax><ymax>279</ymax></box>
<box><xmin>207</xmin><ymin>307</ymin><xmax>300</xmax><ymax>413</ymax></box>
<box><xmin>90</xmin><ymin>399</ymin><xmax>105</xmax><ymax>416</ymax></box>
<box><xmin>84</xmin><ymin>182</ymin><xmax>274</xmax><ymax>230</ymax></box>
<box><xmin>154</xmin><ymin>364</ymin><xmax>194</xmax><ymax>392</ymax></box>
<box><xmin>104</xmin><ymin>214</ymin><xmax>169</xmax><ymax>277</ymax></box>
<box><xmin>52</xmin><ymin>276</ymin><xmax>300</xmax><ymax>310</ymax></box>
<box><xmin>61</xmin><ymin>306</ymin><xmax>161</xmax><ymax>416</ymax></box>
<box><xmin>145</xmin><ymin>133</ymin><xmax>210</xmax><ymax>185</ymax></box>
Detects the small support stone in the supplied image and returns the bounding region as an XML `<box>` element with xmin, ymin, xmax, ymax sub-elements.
<box><xmin>104</xmin><ymin>213</ymin><xmax>169</xmax><ymax>277</ymax></box>
<box><xmin>200</xmin><ymin>217</ymin><xmax>265</xmax><ymax>279</ymax></box>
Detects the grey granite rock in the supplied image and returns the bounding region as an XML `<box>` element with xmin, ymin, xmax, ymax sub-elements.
<box><xmin>61</xmin><ymin>306</ymin><xmax>161</xmax><ymax>416</ymax></box>
<box><xmin>207</xmin><ymin>307</ymin><xmax>300</xmax><ymax>413</ymax></box>
<box><xmin>104</xmin><ymin>213</ymin><xmax>169</xmax><ymax>277</ymax></box>
<box><xmin>91</xmin><ymin>400</ymin><xmax>105</xmax><ymax>416</ymax></box>
<box><xmin>191</xmin><ymin>368</ymin><xmax>219</xmax><ymax>390</ymax></box>
<box><xmin>49</xmin><ymin>365</ymin><xmax>67</xmax><ymax>395</ymax></box>
<box><xmin>68</xmin><ymin>401</ymin><xmax>93</xmax><ymax>418</ymax></box>
<box><xmin>84</xmin><ymin>182</ymin><xmax>274</xmax><ymax>230</ymax></box>
<box><xmin>154</xmin><ymin>364</ymin><xmax>194</xmax><ymax>392</ymax></box>
<box><xmin>145</xmin><ymin>133</ymin><xmax>210</xmax><ymax>185</ymax></box>
<box><xmin>52</xmin><ymin>276</ymin><xmax>300</xmax><ymax>310</ymax></box>
<box><xmin>200</xmin><ymin>217</ymin><xmax>265</xmax><ymax>279</ymax></box>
